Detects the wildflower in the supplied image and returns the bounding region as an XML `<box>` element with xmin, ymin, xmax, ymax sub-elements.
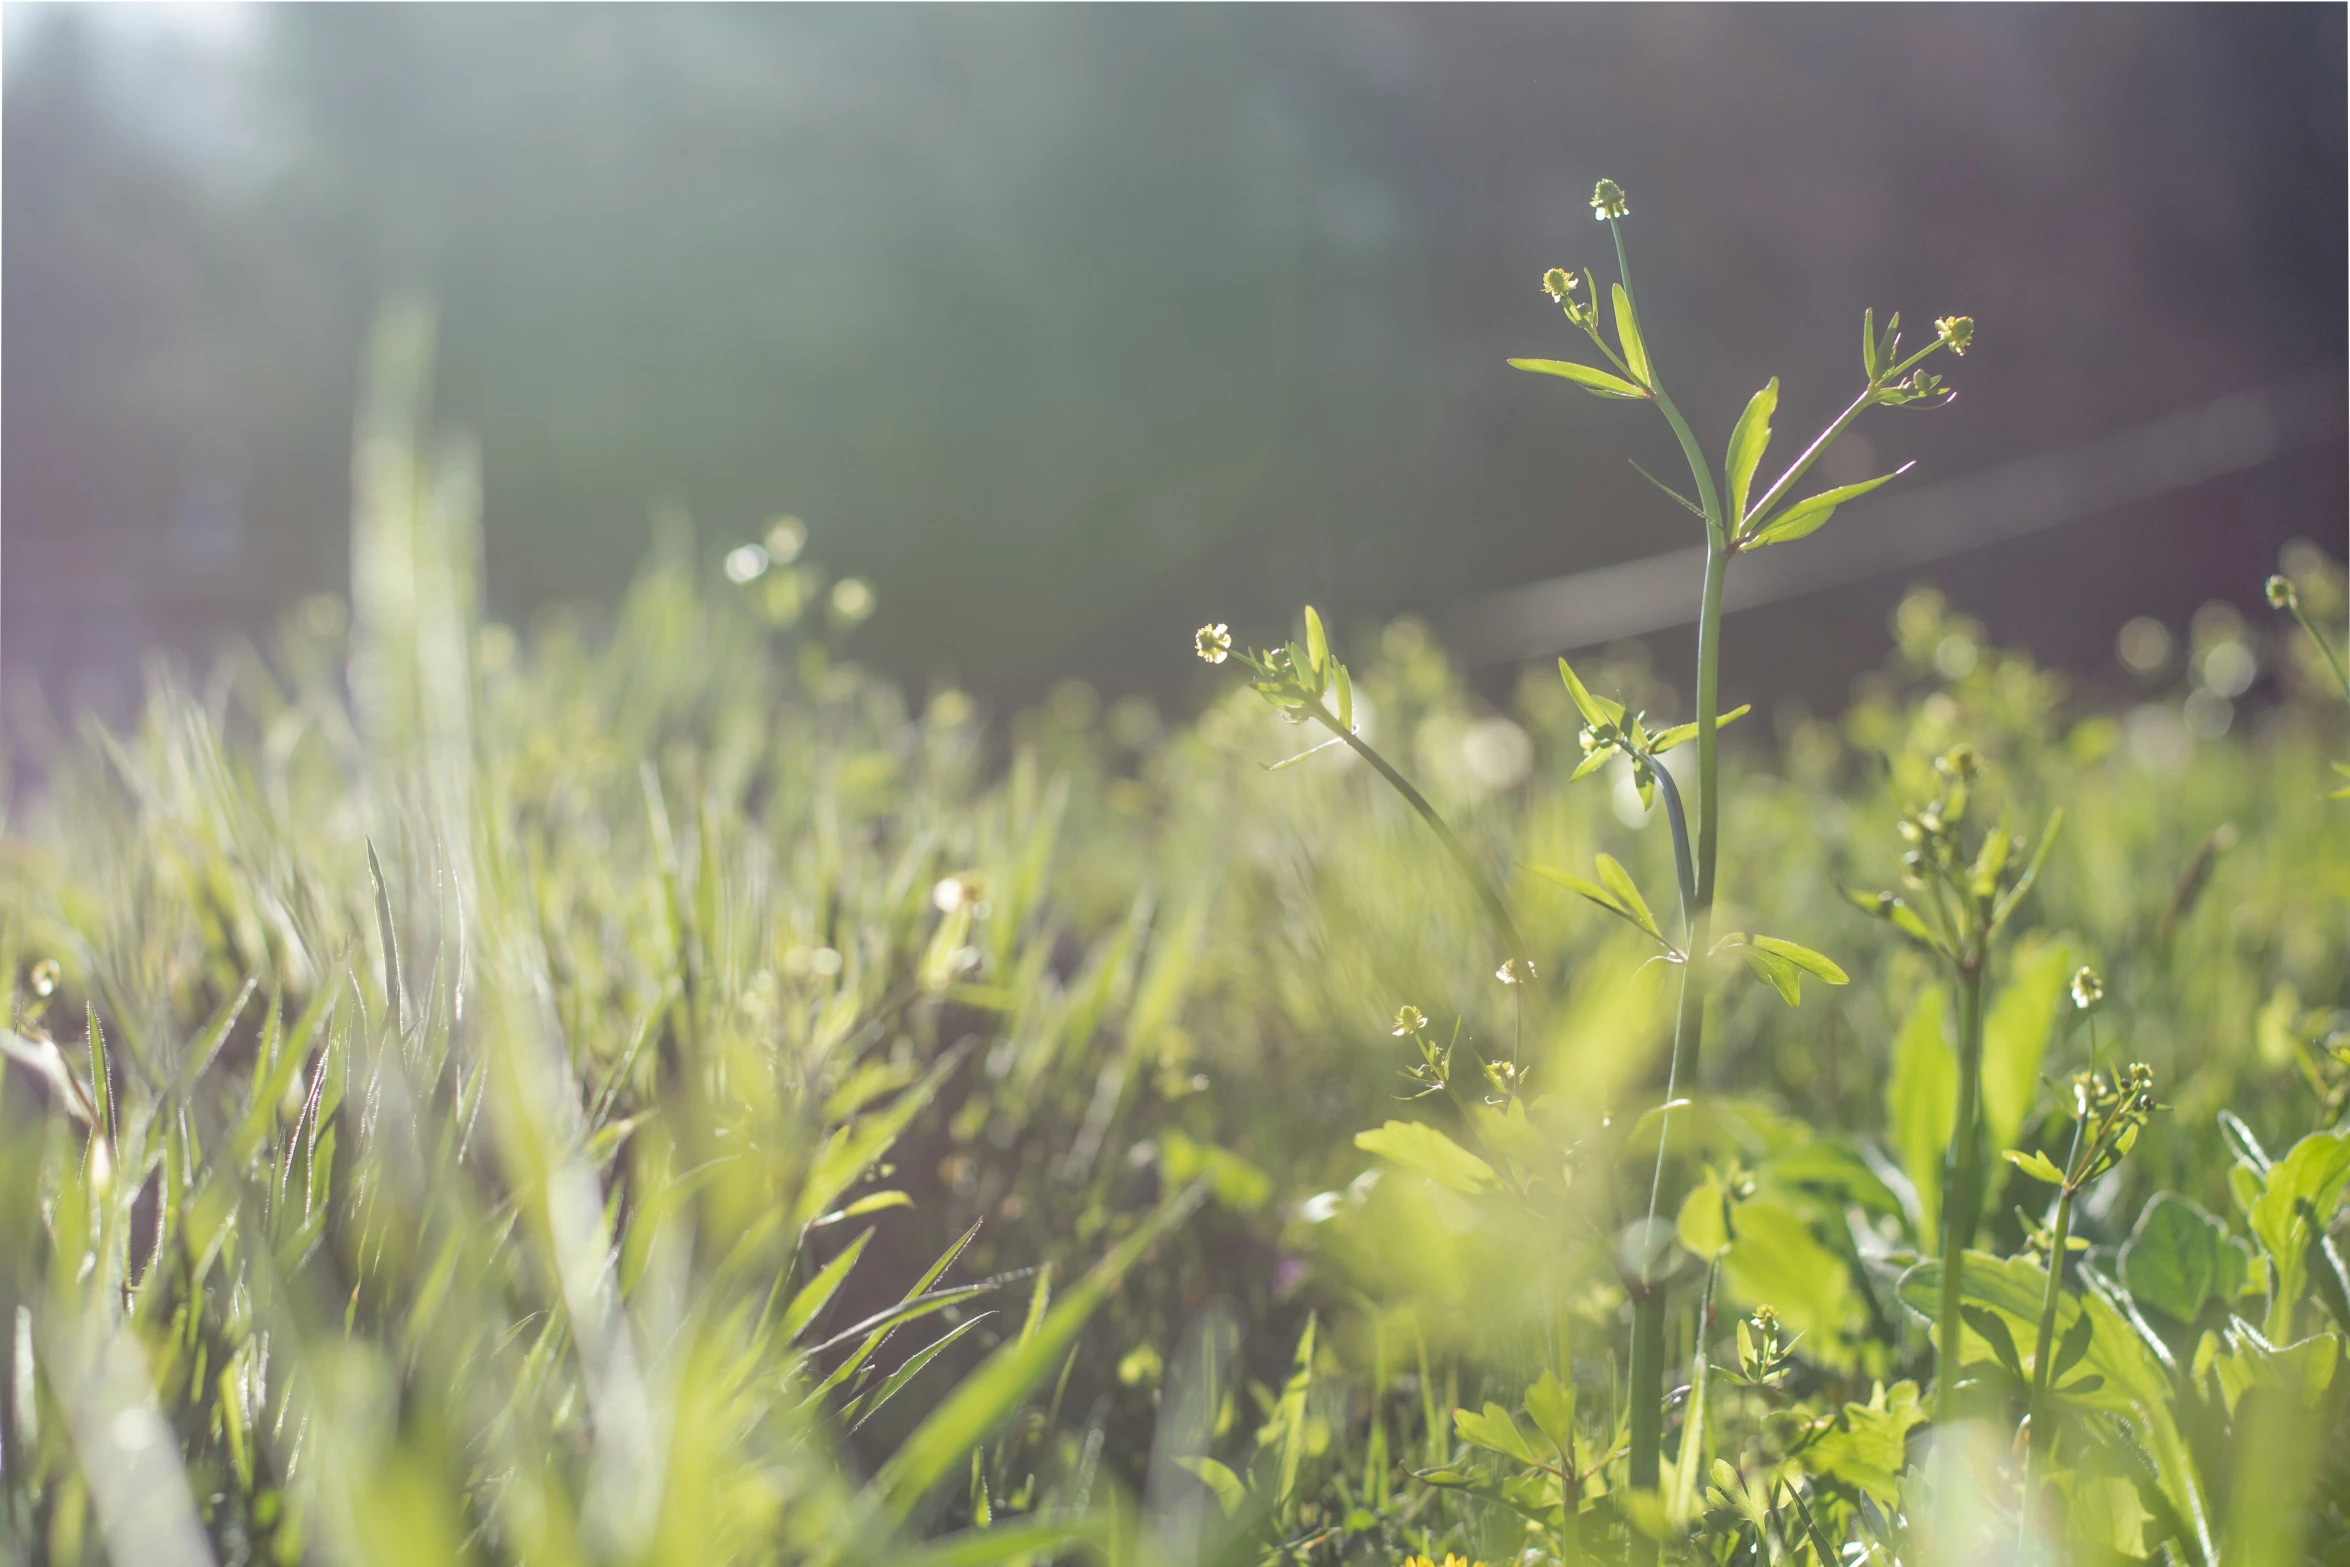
<box><xmin>1391</xmin><ymin>1004</ymin><xmax>1428</xmax><ymax>1036</ymax></box>
<box><xmin>1194</xmin><ymin>623</ymin><xmax>1232</xmax><ymax>664</ymax></box>
<box><xmin>28</xmin><ymin>958</ymin><xmax>58</xmax><ymax>998</ymax></box>
<box><xmin>1934</xmin><ymin>315</ymin><xmax>1975</xmax><ymax>356</ymax></box>
<box><xmin>1495</xmin><ymin>958</ymin><xmax>1534</xmax><ymax>986</ymax></box>
<box><xmin>1935</xmin><ymin>743</ymin><xmax>1981</xmax><ymax>779</ymax></box>
<box><xmin>1590</xmin><ymin>178</ymin><xmax>1629</xmax><ymax>221</ymax></box>
<box><xmin>1542</xmin><ymin>267</ymin><xmax>1578</xmax><ymax>300</ymax></box>
<box><xmin>1401</xmin><ymin>1556</ymin><xmax>1487</xmax><ymax>1567</ymax></box>
<box><xmin>2267</xmin><ymin>574</ymin><xmax>2299</xmax><ymax>610</ymax></box>
<box><xmin>2070</xmin><ymin>967</ymin><xmax>2104</xmax><ymax>1011</ymax></box>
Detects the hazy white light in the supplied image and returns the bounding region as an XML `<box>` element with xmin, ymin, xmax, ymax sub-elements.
<box><xmin>723</xmin><ymin>544</ymin><xmax>769</xmax><ymax>584</ymax></box>
<box><xmin>2117</xmin><ymin>617</ymin><xmax>2171</xmax><ymax>675</ymax></box>
<box><xmin>2182</xmin><ymin>689</ymin><xmax>2233</xmax><ymax>740</ymax></box>
<box><xmin>2199</xmin><ymin>640</ymin><xmax>2256</xmax><ymax>698</ymax></box>
<box><xmin>1460</xmin><ymin>716</ymin><xmax>1532</xmax><ymax>790</ymax></box>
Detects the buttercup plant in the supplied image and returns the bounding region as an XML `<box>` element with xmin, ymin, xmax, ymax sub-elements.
<box><xmin>1202</xmin><ymin>176</ymin><xmax>1973</xmax><ymax>1551</ymax></box>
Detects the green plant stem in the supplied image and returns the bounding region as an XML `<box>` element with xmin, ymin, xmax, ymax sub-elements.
<box><xmin>1311</xmin><ymin>708</ymin><xmax>1535</xmax><ymax>996</ymax></box>
<box><xmin>2285</xmin><ymin>599</ymin><xmax>2350</xmax><ymax>702</ymax></box>
<box><xmin>2018</xmin><ymin>1180</ymin><xmax>2078</xmax><ymax>1556</ymax></box>
<box><xmin>1936</xmin><ymin>958</ymin><xmax>1988</xmax><ymax>1416</ymax></box>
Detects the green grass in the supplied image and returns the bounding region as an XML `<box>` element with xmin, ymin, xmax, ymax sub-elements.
<box><xmin>2</xmin><ymin>303</ymin><xmax>2346</xmax><ymax>1567</ymax></box>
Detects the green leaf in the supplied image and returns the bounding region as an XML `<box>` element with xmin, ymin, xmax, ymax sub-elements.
<box><xmin>1897</xmin><ymin>1252</ymin><xmax>2214</xmax><ymax>1555</ymax></box>
<box><xmin>1332</xmin><ymin>659</ymin><xmax>1353</xmax><ymax>731</ymax></box>
<box><xmin>1649</xmin><ymin>704</ymin><xmax>1752</xmax><ymax>753</ymax></box>
<box><xmin>1593</xmin><ymin>854</ymin><xmax>1661</xmax><ymax>941</ymax></box>
<box><xmin>1455</xmin><ymin>1402</ymin><xmax>1540</xmax><ymax>1466</ymax></box>
<box><xmin>1991</xmin><ymin>810</ymin><xmax>2065</xmax><ymax>931</ymax></box>
<box><xmin>2249</xmin><ymin>1130</ymin><xmax>2350</xmax><ymax>1336</ymax></box>
<box><xmin>779</xmin><ymin>1228</ymin><xmax>875</xmax><ymax>1345</ymax></box>
<box><xmin>1862</xmin><ymin>307</ymin><xmax>1879</xmax><ymax>379</ymax></box>
<box><xmin>1719</xmin><ymin>1195</ymin><xmax>1854</xmax><ymax>1370</ymax></box>
<box><xmin>1628</xmin><ymin>457</ymin><xmax>1707</xmax><ymax>520</ymax></box>
<box><xmin>1557</xmin><ymin>656</ymin><xmax>1625</xmax><ymax>726</ymax></box>
<box><xmin>1508</xmin><ymin>357</ymin><xmax>1646</xmax><ymax>399</ymax></box>
<box><xmin>1886</xmin><ymin>986</ymin><xmax>1955</xmax><ymax>1244</ymax></box>
<box><xmin>1962</xmin><ymin>1305</ymin><xmax>2025</xmax><ymax>1381</ymax></box>
<box><xmin>1612</xmin><ymin>283</ymin><xmax>1651</xmax><ymax>388</ymax></box>
<box><xmin>1175</xmin><ymin>1456</ymin><xmax>1249</xmax><ymax>1519</ymax></box>
<box><xmin>2121</xmin><ymin>1195</ymin><xmax>2229</xmax><ymax>1325</ymax></box>
<box><xmin>847</xmin><ymin>1312</ymin><xmax>995</xmax><ymax>1431</ymax></box>
<box><xmin>894</xmin><ymin>1516</ymin><xmax>1108</xmax><ymax>1567</ymax></box>
<box><xmin>2003</xmin><ymin>1149</ymin><xmax>2066</xmax><ymax>1186</ymax></box>
<box><xmin>2053</xmin><ymin>1305</ymin><xmax>2096</xmax><ymax>1378</ymax></box>
<box><xmin>1982</xmin><ymin>941</ymin><xmax>2072</xmax><ymax>1156</ymax></box>
<box><xmin>1524</xmin><ymin>1369</ymin><xmax>1575</xmax><ymax>1452</ymax></box>
<box><xmin>1677</xmin><ymin>1175</ymin><xmax>1732</xmax><ymax>1259</ymax></box>
<box><xmin>876</xmin><ymin>1184</ymin><xmax>1204</xmax><ymax>1516</ymax></box>
<box><xmin>1749</xmin><ymin>935</ymin><xmax>1849</xmax><ymax>986</ymax></box>
<box><xmin>1355</xmin><ymin>1120</ymin><xmax>1496</xmax><ymax>1195</ymax></box>
<box><xmin>795</xmin><ymin>1045</ymin><xmax>966</xmax><ymax>1229</ymax></box>
<box><xmin>1725</xmin><ymin>378</ymin><xmax>1779</xmax><ymax>525</ymax></box>
<box><xmin>1303</xmin><ymin>605</ymin><xmax>1328</xmax><ymax>678</ymax></box>
<box><xmin>1733</xmin><ymin>943</ymin><xmax>1803</xmax><ymax>1006</ymax></box>
<box><xmin>1741</xmin><ymin>469</ymin><xmax>1907</xmax><ymax>549</ymax></box>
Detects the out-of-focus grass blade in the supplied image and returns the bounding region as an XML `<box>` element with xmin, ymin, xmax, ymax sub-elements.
<box><xmin>892</xmin><ymin>1513</ymin><xmax>1106</xmax><ymax>1567</ymax></box>
<box><xmin>847</xmin><ymin>1311</ymin><xmax>994</xmax><ymax>1432</ymax></box>
<box><xmin>875</xmin><ymin>1181</ymin><xmax>1204</xmax><ymax>1517</ymax></box>
<box><xmin>777</xmin><ymin>1227</ymin><xmax>875</xmax><ymax>1345</ymax></box>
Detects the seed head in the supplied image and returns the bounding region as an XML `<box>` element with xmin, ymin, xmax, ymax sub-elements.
<box><xmin>1935</xmin><ymin>316</ymin><xmax>1975</xmax><ymax>356</ymax></box>
<box><xmin>2070</xmin><ymin>967</ymin><xmax>2104</xmax><ymax>1011</ymax></box>
<box><xmin>1542</xmin><ymin>267</ymin><xmax>1578</xmax><ymax>301</ymax></box>
<box><xmin>2267</xmin><ymin>574</ymin><xmax>2298</xmax><ymax>611</ymax></box>
<box><xmin>1391</xmin><ymin>1004</ymin><xmax>1428</xmax><ymax>1036</ymax></box>
<box><xmin>1194</xmin><ymin>623</ymin><xmax>1232</xmax><ymax>665</ymax></box>
<box><xmin>1590</xmin><ymin>179</ymin><xmax>1629</xmax><ymax>221</ymax></box>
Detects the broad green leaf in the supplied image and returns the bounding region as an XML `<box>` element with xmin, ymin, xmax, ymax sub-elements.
<box><xmin>1593</xmin><ymin>854</ymin><xmax>1661</xmax><ymax>941</ymax></box>
<box><xmin>1961</xmin><ymin>1305</ymin><xmax>2025</xmax><ymax>1380</ymax></box>
<box><xmin>1734</xmin><ymin>943</ymin><xmax>1803</xmax><ymax>1006</ymax></box>
<box><xmin>2249</xmin><ymin>1130</ymin><xmax>2350</xmax><ymax>1338</ymax></box>
<box><xmin>1886</xmin><ymin>986</ymin><xmax>1954</xmax><ymax>1244</ymax></box>
<box><xmin>1801</xmin><ymin>1380</ymin><xmax>1924</xmax><ymax>1507</ymax></box>
<box><xmin>1983</xmin><ymin>941</ymin><xmax>2072</xmax><ymax>1156</ymax></box>
<box><xmin>1355</xmin><ymin>1120</ymin><xmax>1496</xmax><ymax>1194</ymax></box>
<box><xmin>1742</xmin><ymin>470</ymin><xmax>1905</xmax><ymax>550</ymax></box>
<box><xmin>1526</xmin><ymin>863</ymin><xmax>1618</xmax><ymax>910</ymax></box>
<box><xmin>1898</xmin><ymin>1252</ymin><xmax>2214</xmax><ymax>1558</ymax></box>
<box><xmin>1648</xmin><ymin>704</ymin><xmax>1751</xmax><ymax>753</ymax></box>
<box><xmin>1303</xmin><ymin>605</ymin><xmax>1328</xmax><ymax>677</ymax></box>
<box><xmin>1524</xmin><ymin>1369</ymin><xmax>1575</xmax><ymax>1452</ymax></box>
<box><xmin>1455</xmin><ymin>1402</ymin><xmax>1539</xmax><ymax>1466</ymax></box>
<box><xmin>876</xmin><ymin>1184</ymin><xmax>1204</xmax><ymax>1515</ymax></box>
<box><xmin>1508</xmin><ymin>357</ymin><xmax>1646</xmax><ymax>399</ymax></box>
<box><xmin>1557</xmin><ymin>656</ymin><xmax>1625</xmax><ymax>726</ymax></box>
<box><xmin>2003</xmin><ymin>1148</ymin><xmax>2066</xmax><ymax>1186</ymax></box>
<box><xmin>1677</xmin><ymin>1175</ymin><xmax>1731</xmax><ymax>1259</ymax></box>
<box><xmin>2121</xmin><ymin>1194</ymin><xmax>2229</xmax><ymax>1325</ymax></box>
<box><xmin>1611</xmin><ymin>283</ymin><xmax>1651</xmax><ymax>387</ymax></box>
<box><xmin>1725</xmin><ymin>378</ymin><xmax>1778</xmax><ymax>526</ymax></box>
<box><xmin>1720</xmin><ymin>1195</ymin><xmax>1854</xmax><ymax>1370</ymax></box>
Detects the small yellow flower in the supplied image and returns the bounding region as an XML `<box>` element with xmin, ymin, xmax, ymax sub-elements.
<box><xmin>1590</xmin><ymin>178</ymin><xmax>1629</xmax><ymax>221</ymax></box>
<box><xmin>1495</xmin><ymin>958</ymin><xmax>1534</xmax><ymax>986</ymax></box>
<box><xmin>1195</xmin><ymin>623</ymin><xmax>1232</xmax><ymax>664</ymax></box>
<box><xmin>1391</xmin><ymin>1004</ymin><xmax>1428</xmax><ymax>1036</ymax></box>
<box><xmin>1399</xmin><ymin>1555</ymin><xmax>1487</xmax><ymax>1567</ymax></box>
<box><xmin>1541</xmin><ymin>267</ymin><xmax>1578</xmax><ymax>300</ymax></box>
<box><xmin>1934</xmin><ymin>315</ymin><xmax>1975</xmax><ymax>356</ymax></box>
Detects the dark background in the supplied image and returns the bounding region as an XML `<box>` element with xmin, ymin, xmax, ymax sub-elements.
<box><xmin>6</xmin><ymin>4</ymin><xmax>2344</xmax><ymax>721</ymax></box>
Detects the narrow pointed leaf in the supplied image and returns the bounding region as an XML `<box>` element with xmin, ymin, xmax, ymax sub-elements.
<box><xmin>1593</xmin><ymin>854</ymin><xmax>1661</xmax><ymax>941</ymax></box>
<box><xmin>1508</xmin><ymin>358</ymin><xmax>1645</xmax><ymax>400</ymax></box>
<box><xmin>1725</xmin><ymin>378</ymin><xmax>1779</xmax><ymax>526</ymax></box>
<box><xmin>1743</xmin><ymin>470</ymin><xmax>1906</xmax><ymax>550</ymax></box>
<box><xmin>1650</xmin><ymin>704</ymin><xmax>1751</xmax><ymax>753</ymax></box>
<box><xmin>1557</xmin><ymin>657</ymin><xmax>1624</xmax><ymax>726</ymax></box>
<box><xmin>1612</xmin><ymin>283</ymin><xmax>1651</xmax><ymax>387</ymax></box>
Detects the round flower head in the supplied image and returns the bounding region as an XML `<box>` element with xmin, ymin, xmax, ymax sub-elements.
<box><xmin>2071</xmin><ymin>967</ymin><xmax>2105</xmax><ymax>1011</ymax></box>
<box><xmin>2267</xmin><ymin>574</ymin><xmax>2298</xmax><ymax>610</ymax></box>
<box><xmin>1590</xmin><ymin>178</ymin><xmax>1629</xmax><ymax>221</ymax></box>
<box><xmin>1542</xmin><ymin>267</ymin><xmax>1578</xmax><ymax>300</ymax></box>
<box><xmin>1935</xmin><ymin>315</ymin><xmax>1975</xmax><ymax>356</ymax></box>
<box><xmin>1194</xmin><ymin>623</ymin><xmax>1232</xmax><ymax>664</ymax></box>
<box><xmin>1391</xmin><ymin>1004</ymin><xmax>1428</xmax><ymax>1036</ymax></box>
<box><xmin>1495</xmin><ymin>958</ymin><xmax>1533</xmax><ymax>986</ymax></box>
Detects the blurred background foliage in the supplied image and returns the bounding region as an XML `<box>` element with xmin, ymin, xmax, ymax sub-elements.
<box><xmin>5</xmin><ymin>4</ymin><xmax>2344</xmax><ymax>723</ymax></box>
